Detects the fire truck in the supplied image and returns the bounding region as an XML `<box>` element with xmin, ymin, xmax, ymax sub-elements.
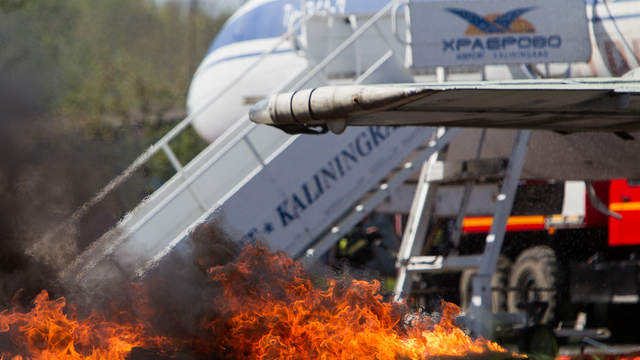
<box><xmin>454</xmin><ymin>179</ymin><xmax>640</xmax><ymax>339</ymax></box>
<box><xmin>367</xmin><ymin>152</ymin><xmax>640</xmax><ymax>344</ymax></box>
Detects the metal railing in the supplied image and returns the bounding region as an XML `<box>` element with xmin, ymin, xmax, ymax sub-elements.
<box><xmin>32</xmin><ymin>9</ymin><xmax>320</xmax><ymax>258</ymax></box>
<box><xmin>54</xmin><ymin>0</ymin><xmax>406</xmax><ymax>282</ymax></box>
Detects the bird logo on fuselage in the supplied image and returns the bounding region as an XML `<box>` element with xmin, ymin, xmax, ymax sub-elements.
<box><xmin>445</xmin><ymin>7</ymin><xmax>536</xmax><ymax>35</ymax></box>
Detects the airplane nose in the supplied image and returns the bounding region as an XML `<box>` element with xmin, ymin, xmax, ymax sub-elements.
<box><xmin>249</xmin><ymin>97</ymin><xmax>274</xmax><ymax>125</ymax></box>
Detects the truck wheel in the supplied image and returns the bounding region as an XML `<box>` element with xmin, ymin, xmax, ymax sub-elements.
<box><xmin>459</xmin><ymin>256</ymin><xmax>511</xmax><ymax>314</ymax></box>
<box><xmin>507</xmin><ymin>246</ymin><xmax>557</xmax><ymax>324</ymax></box>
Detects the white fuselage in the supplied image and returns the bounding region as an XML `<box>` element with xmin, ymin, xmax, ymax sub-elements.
<box><xmin>188</xmin><ymin>0</ymin><xmax>640</xmax><ymax>142</ymax></box>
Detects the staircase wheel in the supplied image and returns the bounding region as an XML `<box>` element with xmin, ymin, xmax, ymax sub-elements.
<box><xmin>507</xmin><ymin>246</ymin><xmax>558</xmax><ymax>324</ymax></box>
<box><xmin>459</xmin><ymin>256</ymin><xmax>511</xmax><ymax>314</ymax></box>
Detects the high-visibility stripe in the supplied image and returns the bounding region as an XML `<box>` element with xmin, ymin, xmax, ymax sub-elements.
<box><xmin>609</xmin><ymin>201</ymin><xmax>640</xmax><ymax>212</ymax></box>
<box><xmin>463</xmin><ymin>215</ymin><xmax>546</xmax><ymax>233</ymax></box>
<box><xmin>463</xmin><ymin>215</ymin><xmax>545</xmax><ymax>227</ymax></box>
<box><xmin>462</xmin><ymin>217</ymin><xmax>493</xmax><ymax>228</ymax></box>
<box><xmin>508</xmin><ymin>215</ymin><xmax>546</xmax><ymax>225</ymax></box>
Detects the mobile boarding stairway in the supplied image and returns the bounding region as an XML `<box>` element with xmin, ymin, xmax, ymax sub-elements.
<box><xmin>48</xmin><ymin>0</ymin><xmax>546</xmax><ymax>342</ymax></box>
<box><xmin>56</xmin><ymin>1</ymin><xmax>440</xmax><ymax>290</ymax></box>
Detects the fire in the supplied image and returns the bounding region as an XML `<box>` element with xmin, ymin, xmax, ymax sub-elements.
<box><xmin>0</xmin><ymin>288</ymin><xmax>179</xmax><ymax>360</ymax></box>
<box><xmin>1</xmin><ymin>242</ymin><xmax>519</xmax><ymax>360</ymax></box>
<box><xmin>204</xmin><ymin>244</ymin><xmax>514</xmax><ymax>359</ymax></box>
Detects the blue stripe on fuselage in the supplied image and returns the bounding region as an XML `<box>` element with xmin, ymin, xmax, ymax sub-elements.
<box><xmin>206</xmin><ymin>0</ymin><xmax>392</xmax><ymax>56</ymax></box>
<box><xmin>196</xmin><ymin>48</ymin><xmax>293</xmax><ymax>77</ymax></box>
<box><xmin>208</xmin><ymin>0</ymin><xmax>296</xmax><ymax>55</ymax></box>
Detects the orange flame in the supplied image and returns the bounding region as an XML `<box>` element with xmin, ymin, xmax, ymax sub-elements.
<box><xmin>0</xmin><ymin>288</ymin><xmax>179</xmax><ymax>360</ymax></box>
<box><xmin>1</xmin><ymin>243</ymin><xmax>520</xmax><ymax>360</ymax></box>
<box><xmin>204</xmin><ymin>244</ymin><xmax>516</xmax><ymax>359</ymax></box>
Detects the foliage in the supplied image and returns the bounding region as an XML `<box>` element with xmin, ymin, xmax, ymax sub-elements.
<box><xmin>143</xmin><ymin>122</ymin><xmax>210</xmax><ymax>193</ymax></box>
<box><xmin>0</xmin><ymin>0</ymin><xmax>232</xmax><ymax>282</ymax></box>
<box><xmin>10</xmin><ymin>0</ymin><xmax>229</xmax><ymax>128</ymax></box>
<box><xmin>0</xmin><ymin>0</ymin><xmax>230</xmax><ymax>185</ymax></box>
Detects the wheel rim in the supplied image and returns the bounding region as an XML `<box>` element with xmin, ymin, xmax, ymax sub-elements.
<box><xmin>518</xmin><ymin>271</ymin><xmax>544</xmax><ymax>305</ymax></box>
<box><xmin>512</xmin><ymin>263</ymin><xmax>553</xmax><ymax>323</ymax></box>
<box><xmin>508</xmin><ymin>246</ymin><xmax>557</xmax><ymax>324</ymax></box>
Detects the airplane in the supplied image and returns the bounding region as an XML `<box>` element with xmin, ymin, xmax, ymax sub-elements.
<box><xmin>249</xmin><ymin>74</ymin><xmax>640</xmax><ymax>179</ymax></box>
<box><xmin>191</xmin><ymin>0</ymin><xmax>640</xmax><ymax>181</ymax></box>
<box><xmin>186</xmin><ymin>0</ymin><xmax>397</xmax><ymax>142</ymax></box>
<box><xmin>249</xmin><ymin>75</ymin><xmax>640</xmax><ymax>134</ymax></box>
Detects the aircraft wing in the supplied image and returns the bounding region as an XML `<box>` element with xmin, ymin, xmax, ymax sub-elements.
<box><xmin>249</xmin><ymin>78</ymin><xmax>640</xmax><ymax>133</ymax></box>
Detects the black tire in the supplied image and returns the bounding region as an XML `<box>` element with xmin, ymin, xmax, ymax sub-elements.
<box><xmin>507</xmin><ymin>246</ymin><xmax>558</xmax><ymax>324</ymax></box>
<box><xmin>459</xmin><ymin>256</ymin><xmax>511</xmax><ymax>314</ymax></box>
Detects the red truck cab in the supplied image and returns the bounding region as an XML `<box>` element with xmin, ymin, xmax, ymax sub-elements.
<box><xmin>609</xmin><ymin>179</ymin><xmax>640</xmax><ymax>246</ymax></box>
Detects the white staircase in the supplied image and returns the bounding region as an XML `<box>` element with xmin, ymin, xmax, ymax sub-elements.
<box><xmin>58</xmin><ymin>1</ymin><xmax>429</xmax><ymax>288</ymax></box>
<box><xmin>393</xmin><ymin>129</ymin><xmax>532</xmax><ymax>338</ymax></box>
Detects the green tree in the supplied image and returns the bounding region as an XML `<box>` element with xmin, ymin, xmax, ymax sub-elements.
<box><xmin>0</xmin><ymin>0</ymin><xmax>231</xmax><ymax>280</ymax></box>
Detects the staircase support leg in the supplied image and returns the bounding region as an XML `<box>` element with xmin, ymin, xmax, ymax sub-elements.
<box><xmin>468</xmin><ymin>130</ymin><xmax>531</xmax><ymax>339</ymax></box>
<box><xmin>394</xmin><ymin>128</ymin><xmax>453</xmax><ymax>300</ymax></box>
<box><xmin>449</xmin><ymin>129</ymin><xmax>487</xmax><ymax>250</ymax></box>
